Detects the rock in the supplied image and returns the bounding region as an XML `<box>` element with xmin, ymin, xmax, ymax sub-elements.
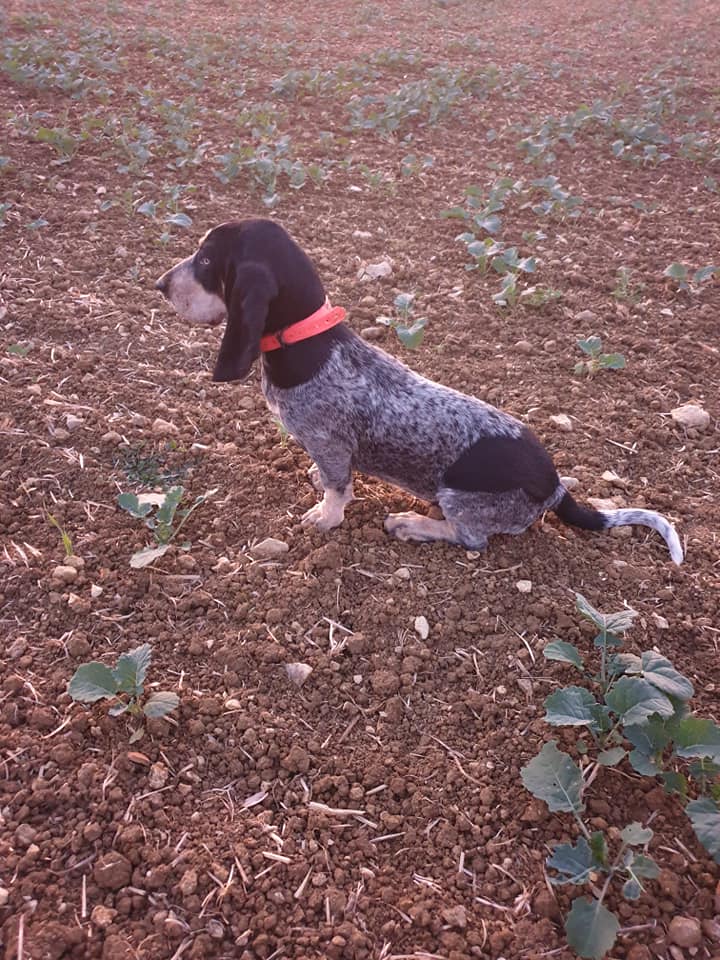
<box><xmin>66</xmin><ymin>555</ymin><xmax>85</xmax><ymax>570</ymax></box>
<box><xmin>67</xmin><ymin>633</ymin><xmax>91</xmax><ymax>657</ymax></box>
<box><xmin>67</xmin><ymin>592</ymin><xmax>91</xmax><ymax>613</ymax></box>
<box><xmin>90</xmin><ymin>584</ymin><xmax>103</xmax><ymax>599</ymax></box>
<box><xmin>91</xmin><ymin>905</ymin><xmax>117</xmax><ymax>929</ymax></box>
<box><xmin>94</xmin><ymin>851</ymin><xmax>132</xmax><ymax>890</ymax></box>
<box><xmin>575</xmin><ymin>309</ymin><xmax>597</xmax><ymax>323</ymax></box>
<box><xmin>668</xmin><ymin>915</ymin><xmax>702</xmax><ymax>948</ymax></box>
<box><xmin>652</xmin><ymin>612</ymin><xmax>669</xmax><ymax>630</ymax></box>
<box><xmin>66</xmin><ymin>413</ymin><xmax>84</xmax><ymax>431</ymax></box>
<box><xmin>15</xmin><ymin>823</ymin><xmax>37</xmax><ymax>847</ymax></box>
<box><xmin>151</xmin><ymin>417</ymin><xmax>177</xmax><ymax>436</ymax></box>
<box><xmin>441</xmin><ymin>904</ymin><xmax>467</xmax><ymax>929</ymax></box>
<box><xmin>671</xmin><ymin>403</ymin><xmax>710</xmax><ymax>430</ymax></box>
<box><xmin>533</xmin><ymin>889</ymin><xmax>560</xmax><ymax>920</ymax></box>
<box><xmin>360</xmin><ymin>326</ymin><xmax>384</xmax><ymax>341</ymax></box>
<box><xmin>102</xmin><ymin>934</ymin><xmax>135</xmax><ymax>960</ymax></box>
<box><xmin>515</xmin><ymin>339</ymin><xmax>533</xmax><ymax>354</ymax></box>
<box><xmin>550</xmin><ymin>413</ymin><xmax>573</xmax><ymax>431</ymax></box>
<box><xmin>587</xmin><ymin>497</ymin><xmax>620</xmax><ymax>512</ymax></box>
<box><xmin>0</xmin><ymin>887</ymin><xmax>8</xmax><ymax>907</ymax></box>
<box><xmin>626</xmin><ymin>946</ymin><xmax>651</xmax><ymax>960</ymax></box>
<box><xmin>250</xmin><ymin>537</ymin><xmax>289</xmax><ymax>560</ymax></box>
<box><xmin>148</xmin><ymin>762</ymin><xmax>169</xmax><ymax>790</ymax></box>
<box><xmin>9</xmin><ymin>637</ymin><xmax>27</xmax><ymax>658</ymax></box>
<box><xmin>286</xmin><ymin>662</ymin><xmax>313</xmax><ymax>687</ymax></box>
<box><xmin>516</xmin><ymin>579</ymin><xmax>532</xmax><ymax>593</ymax></box>
<box><xmin>52</xmin><ymin>564</ymin><xmax>78</xmax><ymax>584</ymax></box>
<box><xmin>281</xmin><ymin>744</ymin><xmax>310</xmax><ymax>773</ymax></box>
<box><xmin>702</xmin><ymin>919</ymin><xmax>720</xmax><ymax>943</ymax></box>
<box><xmin>353</xmin><ymin>230</ymin><xmax>373</xmax><ymax>240</ymax></box>
<box><xmin>414</xmin><ymin>616</ymin><xmax>429</xmax><ymax>640</ymax></box>
<box><xmin>601</xmin><ymin>469</ymin><xmax>627</xmax><ymax>488</ymax></box>
<box><xmin>101</xmin><ymin>430</ymin><xmax>123</xmax><ymax>444</ymax></box>
<box><xmin>179</xmin><ymin>868</ymin><xmax>198</xmax><ymax>896</ymax></box>
<box><xmin>357</xmin><ymin>258</ymin><xmax>393</xmax><ymax>281</ymax></box>
<box><xmin>560</xmin><ymin>475</ymin><xmax>579</xmax><ymax>490</ymax></box>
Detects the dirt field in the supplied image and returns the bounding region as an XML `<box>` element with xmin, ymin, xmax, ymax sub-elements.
<box><xmin>1</xmin><ymin>0</ymin><xmax>719</xmax><ymax>958</ymax></box>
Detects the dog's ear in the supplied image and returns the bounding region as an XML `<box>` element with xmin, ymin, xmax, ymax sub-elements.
<box><xmin>213</xmin><ymin>264</ymin><xmax>277</xmax><ymax>383</ymax></box>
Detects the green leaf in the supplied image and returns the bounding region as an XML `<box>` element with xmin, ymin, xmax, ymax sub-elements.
<box><xmin>155</xmin><ymin>485</ymin><xmax>184</xmax><ymax>525</ymax></box>
<box><xmin>629</xmin><ymin>749</ymin><xmax>663</xmax><ymax>776</ymax></box>
<box><xmin>673</xmin><ymin>716</ymin><xmax>720</xmax><ymax>762</ymax></box>
<box><xmin>598</xmin><ymin>747</ymin><xmax>626</xmax><ymax>766</ymax></box>
<box><xmin>663</xmin><ymin>262</ymin><xmax>688</xmax><ymax>280</ymax></box>
<box><xmin>520</xmin><ymin>741</ymin><xmax>584</xmax><ymax>814</ymax></box>
<box><xmin>686</xmin><ymin>796</ymin><xmax>720</xmax><ymax>862</ymax></box>
<box><xmin>165</xmin><ymin>212</ymin><xmax>192</xmax><ymax>228</ymax></box>
<box><xmin>543</xmin><ymin>640</ymin><xmax>584</xmax><ymax>670</ymax></box>
<box><xmin>395</xmin><ymin>318</ymin><xmax>426</xmax><ymax>349</ymax></box>
<box><xmin>136</xmin><ymin>200</ymin><xmax>157</xmax><ymax>218</ymax></box>
<box><xmin>475</xmin><ymin>213</ymin><xmax>501</xmax><ymax>234</ymax></box>
<box><xmin>630</xmin><ymin>853</ymin><xmax>659</xmax><ymax>878</ymax></box>
<box><xmin>7</xmin><ymin>343</ymin><xmax>31</xmax><ymax>357</ymax></box>
<box><xmin>575</xmin><ymin>594</ymin><xmax>637</xmax><ymax>634</ymax></box>
<box><xmin>130</xmin><ymin>543</ymin><xmax>170</xmax><ymax>568</ymax></box>
<box><xmin>576</xmin><ymin>336</ymin><xmax>602</xmax><ymax>357</ymax></box>
<box><xmin>622</xmin><ymin>877</ymin><xmax>641</xmax><ymax>900</ymax></box>
<box><xmin>440</xmin><ymin>206</ymin><xmax>469</xmax><ymax>220</ymax></box>
<box><xmin>547</xmin><ymin>837</ymin><xmax>595</xmax><ymax>885</ymax></box>
<box><xmin>589</xmin><ymin>831</ymin><xmax>608</xmax><ymax>867</ymax></box>
<box><xmin>108</xmin><ymin>701</ymin><xmax>130</xmax><ymax>716</ymax></box>
<box><xmin>565</xmin><ymin>897</ymin><xmax>620</xmax><ymax>959</ymax></box>
<box><xmin>544</xmin><ymin>686</ymin><xmax>603</xmax><ymax>729</ymax></box>
<box><xmin>661</xmin><ymin>771</ymin><xmax>688</xmax><ymax>796</ymax></box>
<box><xmin>113</xmin><ymin>644</ymin><xmax>152</xmax><ymax>695</ymax></box>
<box><xmin>118</xmin><ymin>492</ymin><xmax>153</xmax><ymax>518</ymax></box>
<box><xmin>621</xmin><ymin>823</ymin><xmax>653</xmax><ymax>846</ymax></box>
<box><xmin>68</xmin><ymin>663</ymin><xmax>119</xmax><ymax>702</ymax></box>
<box><xmin>605</xmin><ymin>676</ymin><xmax>674</xmax><ymax>726</ymax></box>
<box><xmin>625</xmin><ymin>715</ymin><xmax>671</xmax><ymax>754</ymax></box>
<box><xmin>692</xmin><ymin>265</ymin><xmax>717</xmax><ymax>284</ymax></box>
<box><xmin>143</xmin><ymin>691</ymin><xmax>179</xmax><ymax>718</ymax></box>
<box><xmin>598</xmin><ymin>353</ymin><xmax>626</xmax><ymax>370</ymax></box>
<box><xmin>620</xmin><ymin>651</ymin><xmax>694</xmax><ymax>701</ymax></box>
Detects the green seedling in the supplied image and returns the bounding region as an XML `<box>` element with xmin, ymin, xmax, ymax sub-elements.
<box><xmin>7</xmin><ymin>342</ymin><xmax>31</xmax><ymax>356</ymax></box>
<box><xmin>376</xmin><ymin>292</ymin><xmax>427</xmax><ymax>349</ymax></box>
<box><xmin>663</xmin><ymin>262</ymin><xmax>718</xmax><ymax>294</ymax></box>
<box><xmin>68</xmin><ymin>643</ymin><xmax>179</xmax><ymax>727</ymax></box>
<box><xmin>115</xmin><ymin>444</ymin><xmax>189</xmax><ymax>488</ymax></box>
<box><xmin>521</xmin><ymin>593</ymin><xmax>720</xmax><ymax>958</ymax></box>
<box><xmin>274</xmin><ymin>418</ymin><xmax>290</xmax><ymax>446</ymax></box>
<box><xmin>612</xmin><ymin>266</ymin><xmax>643</xmax><ymax>303</ymax></box>
<box><xmin>118</xmin><ymin>484</ymin><xmax>216</xmax><ymax>568</ymax></box>
<box><xmin>520</xmin><ymin>285</ymin><xmax>562</xmax><ymax>308</ymax></box>
<box><xmin>47</xmin><ymin>512</ymin><xmax>73</xmax><ymax>557</ymax></box>
<box><xmin>35</xmin><ymin>126</ymin><xmax>83</xmax><ymax>162</ymax></box>
<box><xmin>574</xmin><ymin>336</ymin><xmax>626</xmax><ymax>376</ymax></box>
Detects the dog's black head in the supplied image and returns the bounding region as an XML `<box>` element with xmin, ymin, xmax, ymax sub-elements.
<box><xmin>155</xmin><ymin>219</ymin><xmax>326</xmax><ymax>382</ymax></box>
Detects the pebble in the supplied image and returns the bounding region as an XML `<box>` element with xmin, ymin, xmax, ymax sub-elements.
<box><xmin>414</xmin><ymin>615</ymin><xmax>429</xmax><ymax>640</ymax></box>
<box><xmin>93</xmin><ymin>851</ymin><xmax>132</xmax><ymax>891</ymax></box>
<box><xmin>357</xmin><ymin>258</ymin><xmax>393</xmax><ymax>281</ymax></box>
<box><xmin>66</xmin><ymin>413</ymin><xmax>84</xmax><ymax>431</ymax></box>
<box><xmin>360</xmin><ymin>326</ymin><xmax>384</xmax><ymax>341</ymax></box>
<box><xmin>370</xmin><ymin>669</ymin><xmax>400</xmax><ymax>696</ymax></box>
<box><xmin>250</xmin><ymin>537</ymin><xmax>289</xmax><ymax>560</ymax></box>
<box><xmin>179</xmin><ymin>868</ymin><xmax>198</xmax><ymax>896</ymax></box>
<box><xmin>550</xmin><ymin>413</ymin><xmax>573</xmax><ymax>431</ymax></box>
<box><xmin>52</xmin><ymin>564</ymin><xmax>78</xmax><ymax>584</ymax></box>
<box><xmin>671</xmin><ymin>403</ymin><xmax>710</xmax><ymax>430</ymax></box>
<box><xmin>91</xmin><ymin>905</ymin><xmax>117</xmax><ymax>929</ymax></box>
<box><xmin>67</xmin><ymin>592</ymin><xmax>91</xmax><ymax>613</ymax></box>
<box><xmin>516</xmin><ymin>579</ymin><xmax>532</xmax><ymax>593</ymax></box>
<box><xmin>281</xmin><ymin>744</ymin><xmax>310</xmax><ymax>773</ymax></box>
<box><xmin>286</xmin><ymin>662</ymin><xmax>313</xmax><ymax>687</ymax></box>
<box><xmin>560</xmin><ymin>475</ymin><xmax>579</xmax><ymax>490</ymax></box>
<box><xmin>703</xmin><ymin>919</ymin><xmax>720</xmax><ymax>943</ymax></box>
<box><xmin>441</xmin><ymin>904</ymin><xmax>467</xmax><ymax>929</ymax></box>
<box><xmin>101</xmin><ymin>430</ymin><xmax>123</xmax><ymax>444</ymax></box>
<box><xmin>67</xmin><ymin>633</ymin><xmax>91</xmax><ymax>657</ymax></box>
<box><xmin>151</xmin><ymin>417</ymin><xmax>177</xmax><ymax>436</ymax></box>
<box><xmin>515</xmin><ymin>339</ymin><xmax>533</xmax><ymax>354</ymax></box>
<box><xmin>626</xmin><ymin>946</ymin><xmax>651</xmax><ymax>960</ymax></box>
<box><xmin>15</xmin><ymin>823</ymin><xmax>37</xmax><ymax>847</ymax></box>
<box><xmin>575</xmin><ymin>309</ymin><xmax>597</xmax><ymax>323</ymax></box>
<box><xmin>148</xmin><ymin>762</ymin><xmax>169</xmax><ymax>790</ymax></box>
<box><xmin>0</xmin><ymin>888</ymin><xmax>8</xmax><ymax>907</ymax></box>
<box><xmin>668</xmin><ymin>915</ymin><xmax>702</xmax><ymax>948</ymax></box>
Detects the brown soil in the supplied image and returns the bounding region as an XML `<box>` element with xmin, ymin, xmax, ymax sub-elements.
<box><xmin>1</xmin><ymin>1</ymin><xmax>719</xmax><ymax>958</ymax></box>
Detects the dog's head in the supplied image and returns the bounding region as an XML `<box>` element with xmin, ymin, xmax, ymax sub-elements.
<box><xmin>156</xmin><ymin>219</ymin><xmax>325</xmax><ymax>382</ymax></box>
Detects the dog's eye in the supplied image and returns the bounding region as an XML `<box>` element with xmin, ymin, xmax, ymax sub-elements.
<box><xmin>200</xmin><ymin>256</ymin><xmax>210</xmax><ymax>266</ymax></box>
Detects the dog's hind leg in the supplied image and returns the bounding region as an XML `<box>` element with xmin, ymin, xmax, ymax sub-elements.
<box><xmin>384</xmin><ymin>509</ymin><xmax>489</xmax><ymax>550</ymax></box>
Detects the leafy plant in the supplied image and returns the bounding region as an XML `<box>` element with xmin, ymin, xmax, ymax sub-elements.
<box><xmin>529</xmin><ymin>175</ymin><xmax>584</xmax><ymax>218</ymax></box>
<box><xmin>663</xmin><ymin>262</ymin><xmax>718</xmax><ymax>294</ymax></box>
<box><xmin>520</xmin><ymin>285</ymin><xmax>562</xmax><ymax>308</ymax></box>
<box><xmin>375</xmin><ymin>292</ymin><xmax>427</xmax><ymax>349</ymax></box>
<box><xmin>118</xmin><ymin>484</ymin><xmax>215</xmax><ymax>568</ymax></box>
<box><xmin>68</xmin><ymin>643</ymin><xmax>179</xmax><ymax>724</ymax></box>
<box><xmin>35</xmin><ymin>125</ymin><xmax>83</xmax><ymax>162</ymax></box>
<box><xmin>574</xmin><ymin>336</ymin><xmax>626</xmax><ymax>376</ymax></box>
<box><xmin>521</xmin><ymin>594</ymin><xmax>720</xmax><ymax>958</ymax></box>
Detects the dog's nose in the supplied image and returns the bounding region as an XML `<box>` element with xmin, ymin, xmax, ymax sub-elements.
<box><xmin>155</xmin><ymin>275</ymin><xmax>169</xmax><ymax>296</ymax></box>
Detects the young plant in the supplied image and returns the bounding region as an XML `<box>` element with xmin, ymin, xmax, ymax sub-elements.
<box><xmin>574</xmin><ymin>336</ymin><xmax>626</xmax><ymax>376</ymax></box>
<box><xmin>491</xmin><ymin>247</ymin><xmax>536</xmax><ymax>308</ymax></box>
<box><xmin>47</xmin><ymin>511</ymin><xmax>73</xmax><ymax>557</ymax></box>
<box><xmin>375</xmin><ymin>293</ymin><xmax>427</xmax><ymax>349</ymax></box>
<box><xmin>521</xmin><ymin>594</ymin><xmax>720</xmax><ymax>958</ymax></box>
<box><xmin>663</xmin><ymin>262</ymin><xmax>717</xmax><ymax>294</ymax></box>
<box><xmin>520</xmin><ymin>285</ymin><xmax>562</xmax><ymax>308</ymax></box>
<box><xmin>68</xmin><ymin>643</ymin><xmax>179</xmax><ymax>725</ymax></box>
<box><xmin>118</xmin><ymin>484</ymin><xmax>215</xmax><ymax>568</ymax></box>
<box><xmin>612</xmin><ymin>266</ymin><xmax>643</xmax><ymax>303</ymax></box>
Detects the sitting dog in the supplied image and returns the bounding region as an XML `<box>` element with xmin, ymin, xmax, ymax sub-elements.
<box><xmin>155</xmin><ymin>218</ymin><xmax>683</xmax><ymax>564</ymax></box>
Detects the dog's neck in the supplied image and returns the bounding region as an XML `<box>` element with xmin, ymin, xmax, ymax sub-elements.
<box><xmin>261</xmin><ymin>323</ymin><xmax>352</xmax><ymax>389</ymax></box>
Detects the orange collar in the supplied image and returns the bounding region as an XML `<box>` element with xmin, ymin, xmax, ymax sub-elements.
<box><xmin>260</xmin><ymin>299</ymin><xmax>347</xmax><ymax>352</ymax></box>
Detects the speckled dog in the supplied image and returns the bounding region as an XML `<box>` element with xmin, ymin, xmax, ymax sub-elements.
<box><xmin>156</xmin><ymin>218</ymin><xmax>683</xmax><ymax>564</ymax></box>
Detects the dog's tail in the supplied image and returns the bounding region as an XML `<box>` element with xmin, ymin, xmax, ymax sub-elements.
<box><xmin>553</xmin><ymin>489</ymin><xmax>683</xmax><ymax>565</ymax></box>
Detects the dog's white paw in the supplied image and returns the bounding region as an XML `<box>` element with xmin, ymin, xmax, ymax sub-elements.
<box><xmin>307</xmin><ymin>463</ymin><xmax>323</xmax><ymax>492</ymax></box>
<box><xmin>302</xmin><ymin>501</ymin><xmax>343</xmax><ymax>531</ymax></box>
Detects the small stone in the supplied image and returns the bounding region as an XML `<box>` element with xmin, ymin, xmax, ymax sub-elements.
<box><xmin>576</xmin><ymin>309</ymin><xmax>597</xmax><ymax>323</ymax></box>
<box><xmin>0</xmin><ymin>888</ymin><xmax>8</xmax><ymax>907</ymax></box>
<box><xmin>151</xmin><ymin>417</ymin><xmax>177</xmax><ymax>436</ymax></box>
<box><xmin>626</xmin><ymin>946</ymin><xmax>651</xmax><ymax>960</ymax></box>
<box><xmin>357</xmin><ymin>258</ymin><xmax>393</xmax><ymax>281</ymax></box>
<box><xmin>360</xmin><ymin>326</ymin><xmax>384</xmax><ymax>341</ymax></box>
<box><xmin>67</xmin><ymin>592</ymin><xmax>91</xmax><ymax>613</ymax></box>
<box><xmin>601</xmin><ymin>469</ymin><xmax>627</xmax><ymax>488</ymax></box>
<box><xmin>370</xmin><ymin>669</ymin><xmax>400</xmax><ymax>696</ymax></box>
<box><xmin>668</xmin><ymin>915</ymin><xmax>702</xmax><ymax>948</ymax></box>
<box><xmin>414</xmin><ymin>615</ymin><xmax>429</xmax><ymax>640</ymax></box>
<box><xmin>52</xmin><ymin>564</ymin><xmax>78</xmax><ymax>584</ymax></box>
<box><xmin>560</xmin><ymin>475</ymin><xmax>579</xmax><ymax>490</ymax></box>
<box><xmin>250</xmin><ymin>537</ymin><xmax>289</xmax><ymax>560</ymax></box>
<box><xmin>286</xmin><ymin>662</ymin><xmax>313</xmax><ymax>687</ymax></box>
<box><xmin>67</xmin><ymin>633</ymin><xmax>91</xmax><ymax>657</ymax></box>
<box><xmin>652</xmin><ymin>612</ymin><xmax>669</xmax><ymax>630</ymax></box>
<box><xmin>281</xmin><ymin>744</ymin><xmax>310</xmax><ymax>773</ymax></box>
<box><xmin>65</xmin><ymin>555</ymin><xmax>85</xmax><ymax>570</ymax></box>
<box><xmin>66</xmin><ymin>413</ymin><xmax>84</xmax><ymax>431</ymax></box>
<box><xmin>207</xmin><ymin>919</ymin><xmax>224</xmax><ymax>939</ymax></box>
<box><xmin>178</xmin><ymin>868</ymin><xmax>198</xmax><ymax>896</ymax></box>
<box><xmin>94</xmin><ymin>851</ymin><xmax>132</xmax><ymax>891</ymax></box>
<box><xmin>15</xmin><ymin>823</ymin><xmax>37</xmax><ymax>847</ymax></box>
<box><xmin>441</xmin><ymin>904</ymin><xmax>467</xmax><ymax>929</ymax></box>
<box><xmin>224</xmin><ymin>698</ymin><xmax>243</xmax><ymax>710</ymax></box>
<box><xmin>90</xmin><ymin>584</ymin><xmax>103</xmax><ymax>599</ymax></box>
<box><xmin>516</xmin><ymin>579</ymin><xmax>532</xmax><ymax>593</ymax></box>
<box><xmin>588</xmin><ymin>497</ymin><xmax>620</xmax><ymax>512</ymax></box>
<box><xmin>91</xmin><ymin>905</ymin><xmax>117</xmax><ymax>929</ymax></box>
<box><xmin>515</xmin><ymin>339</ymin><xmax>533</xmax><ymax>354</ymax></box>
<box><xmin>671</xmin><ymin>404</ymin><xmax>710</xmax><ymax>430</ymax></box>
<box><xmin>148</xmin><ymin>762</ymin><xmax>169</xmax><ymax>790</ymax></box>
<box><xmin>9</xmin><ymin>637</ymin><xmax>27</xmax><ymax>658</ymax></box>
<box><xmin>353</xmin><ymin>230</ymin><xmax>372</xmax><ymax>240</ymax></box>
<box><xmin>550</xmin><ymin>413</ymin><xmax>573</xmax><ymax>431</ymax></box>
<box><xmin>101</xmin><ymin>430</ymin><xmax>123</xmax><ymax>444</ymax></box>
<box><xmin>394</xmin><ymin>566</ymin><xmax>411</xmax><ymax>580</ymax></box>
<box><xmin>702</xmin><ymin>919</ymin><xmax>720</xmax><ymax>943</ymax></box>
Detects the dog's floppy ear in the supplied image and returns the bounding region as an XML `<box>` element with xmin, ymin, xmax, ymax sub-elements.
<box><xmin>213</xmin><ymin>264</ymin><xmax>277</xmax><ymax>383</ymax></box>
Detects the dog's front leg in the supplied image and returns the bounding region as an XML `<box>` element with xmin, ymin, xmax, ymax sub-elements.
<box><xmin>301</xmin><ymin>451</ymin><xmax>353</xmax><ymax>531</ymax></box>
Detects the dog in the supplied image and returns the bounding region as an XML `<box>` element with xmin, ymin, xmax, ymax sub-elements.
<box><xmin>155</xmin><ymin>218</ymin><xmax>683</xmax><ymax>564</ymax></box>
